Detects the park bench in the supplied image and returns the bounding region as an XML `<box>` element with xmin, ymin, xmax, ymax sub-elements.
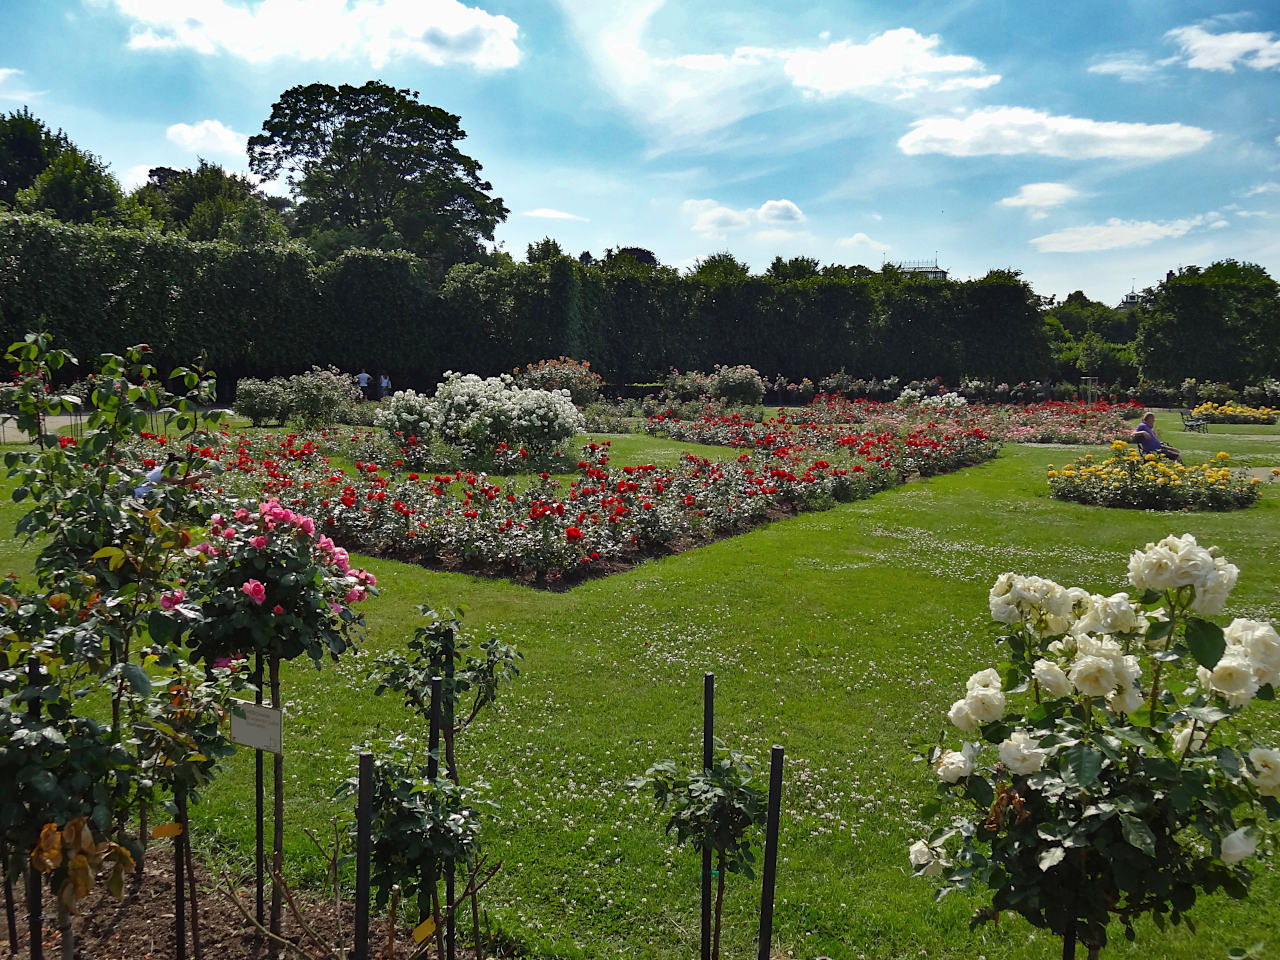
<box><xmin>1180</xmin><ymin>409</ymin><xmax>1208</xmax><ymax>433</ymax></box>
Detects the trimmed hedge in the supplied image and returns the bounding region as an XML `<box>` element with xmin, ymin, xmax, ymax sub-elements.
<box><xmin>1</xmin><ymin>213</ymin><xmax>1056</xmax><ymax>394</ymax></box>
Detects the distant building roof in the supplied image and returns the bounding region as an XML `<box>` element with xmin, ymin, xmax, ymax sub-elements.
<box><xmin>1117</xmin><ymin>291</ymin><xmax>1141</xmax><ymax>311</ymax></box>
<box><xmin>891</xmin><ymin>258</ymin><xmax>948</xmax><ymax>280</ymax></box>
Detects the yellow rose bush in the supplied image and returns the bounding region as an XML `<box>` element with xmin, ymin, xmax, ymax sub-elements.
<box><xmin>1047</xmin><ymin>442</ymin><xmax>1263</xmax><ymax>511</ymax></box>
<box><xmin>1191</xmin><ymin>402</ymin><xmax>1279</xmax><ymax>425</ymax></box>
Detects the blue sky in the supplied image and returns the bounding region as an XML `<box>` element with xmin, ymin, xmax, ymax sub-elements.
<box><xmin>2</xmin><ymin>0</ymin><xmax>1279</xmax><ymax>305</ymax></box>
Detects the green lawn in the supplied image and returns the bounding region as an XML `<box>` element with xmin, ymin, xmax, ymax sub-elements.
<box><xmin>2</xmin><ymin>425</ymin><xmax>1279</xmax><ymax>959</ymax></box>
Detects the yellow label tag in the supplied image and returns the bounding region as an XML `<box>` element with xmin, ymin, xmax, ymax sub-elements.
<box><xmin>151</xmin><ymin>822</ymin><xmax>184</xmax><ymax>839</ymax></box>
<box><xmin>412</xmin><ymin>916</ymin><xmax>437</xmax><ymax>943</ymax></box>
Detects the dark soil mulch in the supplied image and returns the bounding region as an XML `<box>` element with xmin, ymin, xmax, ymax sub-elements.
<box><xmin>1</xmin><ymin>845</ymin><xmax>490</xmax><ymax>960</ymax></box>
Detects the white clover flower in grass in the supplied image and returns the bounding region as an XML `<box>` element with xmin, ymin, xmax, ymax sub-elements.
<box><xmin>1221</xmin><ymin>827</ymin><xmax>1257</xmax><ymax>866</ymax></box>
<box><xmin>998</xmin><ymin>730</ymin><xmax>1046</xmax><ymax>775</ymax></box>
<box><xmin>908</xmin><ymin>840</ymin><xmax>947</xmax><ymax>876</ymax></box>
<box><xmin>1198</xmin><ymin>648</ymin><xmax>1261</xmax><ymax>709</ymax></box>
<box><xmin>1247</xmin><ymin>748</ymin><xmax>1280</xmax><ymax>797</ymax></box>
<box><xmin>935</xmin><ymin>745</ymin><xmax>974</xmax><ymax>783</ymax></box>
<box><xmin>1033</xmin><ymin>658</ymin><xmax>1072</xmax><ymax>698</ymax></box>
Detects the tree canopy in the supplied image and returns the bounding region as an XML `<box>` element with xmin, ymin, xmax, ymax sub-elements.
<box><xmin>15</xmin><ymin>145</ymin><xmax>141</xmax><ymax>226</ymax></box>
<box><xmin>0</xmin><ymin>107</ymin><xmax>69</xmax><ymax>207</ymax></box>
<box><xmin>247</xmin><ymin>80</ymin><xmax>507</xmax><ymax>272</ymax></box>
<box><xmin>131</xmin><ymin>160</ymin><xmax>277</xmax><ymax>240</ymax></box>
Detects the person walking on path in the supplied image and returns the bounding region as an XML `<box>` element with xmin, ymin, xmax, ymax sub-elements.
<box><xmin>356</xmin><ymin>369</ymin><xmax>371</xmax><ymax>400</ymax></box>
<box><xmin>1132</xmin><ymin>412</ymin><xmax>1182</xmax><ymax>463</ymax></box>
<box><xmin>379</xmin><ymin>372</ymin><xmax>392</xmax><ymax>399</ymax></box>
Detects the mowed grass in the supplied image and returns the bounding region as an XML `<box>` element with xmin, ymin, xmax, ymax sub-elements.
<box><xmin>2</xmin><ymin>418</ymin><xmax>1280</xmax><ymax>959</ymax></box>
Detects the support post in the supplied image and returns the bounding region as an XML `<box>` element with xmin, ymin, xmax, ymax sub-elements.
<box><xmin>353</xmin><ymin>752</ymin><xmax>373</xmax><ymax>960</ymax></box>
<box><xmin>701</xmin><ymin>672</ymin><xmax>714</xmax><ymax>960</ymax></box>
<box><xmin>757</xmin><ymin>746</ymin><xmax>784</xmax><ymax>960</ymax></box>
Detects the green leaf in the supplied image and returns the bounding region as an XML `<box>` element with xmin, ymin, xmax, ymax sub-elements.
<box><xmin>1185</xmin><ymin>618</ymin><xmax>1226</xmax><ymax>670</ymax></box>
<box><xmin>1060</xmin><ymin>743</ymin><xmax>1103</xmax><ymax>790</ymax></box>
<box><xmin>120</xmin><ymin>662</ymin><xmax>152</xmax><ymax>695</ymax></box>
<box><xmin>1121</xmin><ymin>816</ymin><xmax>1157</xmax><ymax>857</ymax></box>
<box><xmin>1256</xmin><ymin>684</ymin><xmax>1274</xmax><ymax>702</ymax></box>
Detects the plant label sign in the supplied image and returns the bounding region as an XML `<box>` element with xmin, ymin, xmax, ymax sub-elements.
<box><xmin>230</xmin><ymin>700</ymin><xmax>283</xmax><ymax>755</ymax></box>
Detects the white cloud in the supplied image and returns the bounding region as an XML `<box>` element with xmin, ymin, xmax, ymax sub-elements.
<box><xmin>756</xmin><ymin>199</ymin><xmax>805</xmax><ymax>223</ymax></box>
<box><xmin>523</xmin><ymin>208</ymin><xmax>589</xmax><ymax>221</ymax></box>
<box><xmin>1236</xmin><ymin>209</ymin><xmax>1274</xmax><ymax>219</ymax></box>
<box><xmin>684</xmin><ymin>198</ymin><xmax>752</xmax><ymax>238</ymax></box>
<box><xmin>1087</xmin><ymin>53</ymin><xmax>1163</xmax><ymax>82</ymax></box>
<box><xmin>1166</xmin><ymin>24</ymin><xmax>1280</xmax><ymax>72</ymax></box>
<box><xmin>754</xmin><ymin>228</ymin><xmax>804</xmax><ymax>244</ymax></box>
<box><xmin>1031</xmin><ymin>214</ymin><xmax>1210</xmax><ymax>253</ymax></box>
<box><xmin>684</xmin><ymin>197</ymin><xmax>806</xmax><ymax>238</ymax></box>
<box><xmin>1243</xmin><ymin>181</ymin><xmax>1280</xmax><ymax>197</ymax></box>
<box><xmin>898</xmin><ymin>106</ymin><xmax>1212</xmax><ymax>159</ymax></box>
<box><xmin>120</xmin><ymin>164</ymin><xmax>154</xmax><ymax>190</ymax></box>
<box><xmin>554</xmin><ymin>4</ymin><xmax>996</xmax><ymax>147</ymax></box>
<box><xmin>0</xmin><ymin>67</ymin><xmax>45</xmax><ymax>101</ymax></box>
<box><xmin>783</xmin><ymin>28</ymin><xmax>999</xmax><ymax>98</ymax></box>
<box><xmin>166</xmin><ymin>119</ymin><xmax>247</xmax><ymax>156</ymax></box>
<box><xmin>999</xmin><ymin>182</ymin><xmax>1080</xmax><ymax>219</ymax></box>
<box><xmin>109</xmin><ymin>0</ymin><xmax>520</xmax><ymax>70</ymax></box>
<box><xmin>836</xmin><ymin>232</ymin><xmax>890</xmax><ymax>252</ymax></box>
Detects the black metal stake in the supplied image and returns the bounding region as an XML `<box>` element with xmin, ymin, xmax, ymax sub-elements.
<box><xmin>757</xmin><ymin>745</ymin><xmax>785</xmax><ymax>960</ymax></box>
<box><xmin>701</xmin><ymin>672</ymin><xmax>714</xmax><ymax>960</ymax></box>
<box><xmin>254</xmin><ymin>651</ymin><xmax>265</xmax><ymax>931</ymax></box>
<box><xmin>4</xmin><ymin>845</ymin><xmax>18</xmax><ymax>956</ymax></box>
<box><xmin>25</xmin><ymin>658</ymin><xmax>43</xmax><ymax>960</ymax></box>
<box><xmin>174</xmin><ymin>799</ymin><xmax>186</xmax><ymax>960</ymax></box>
<box><xmin>428</xmin><ymin>678</ymin><xmax>443</xmax><ymax>956</ymax></box>
<box><xmin>354</xmin><ymin>752</ymin><xmax>373</xmax><ymax>960</ymax></box>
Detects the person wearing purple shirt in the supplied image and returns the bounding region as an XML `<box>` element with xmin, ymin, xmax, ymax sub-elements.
<box><xmin>1132</xmin><ymin>413</ymin><xmax>1181</xmax><ymax>463</ymax></box>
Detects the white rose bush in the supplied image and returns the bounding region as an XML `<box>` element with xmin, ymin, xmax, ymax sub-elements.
<box><xmin>914</xmin><ymin>534</ymin><xmax>1278</xmax><ymax>959</ymax></box>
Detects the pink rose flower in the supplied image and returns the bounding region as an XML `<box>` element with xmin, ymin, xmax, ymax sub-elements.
<box><xmin>240</xmin><ymin>579</ymin><xmax>266</xmax><ymax>605</ymax></box>
<box><xmin>345</xmin><ymin>587</ymin><xmax>364</xmax><ymax>604</ymax></box>
<box><xmin>251</xmin><ymin>536</ymin><xmax>268</xmax><ymax>549</ymax></box>
<box><xmin>272</xmin><ymin>604</ymin><xmax>284</xmax><ymax>615</ymax></box>
<box><xmin>221</xmin><ymin>527</ymin><xmax>236</xmax><ymax>540</ymax></box>
<box><xmin>159</xmin><ymin>589</ymin><xmax>185</xmax><ymax>610</ymax></box>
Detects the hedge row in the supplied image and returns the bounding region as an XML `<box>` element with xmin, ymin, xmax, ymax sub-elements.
<box><xmin>0</xmin><ymin>213</ymin><xmax>1053</xmax><ymax>393</ymax></box>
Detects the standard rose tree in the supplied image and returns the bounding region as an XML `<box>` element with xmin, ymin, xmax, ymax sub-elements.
<box><xmin>913</xmin><ymin>534</ymin><xmax>1277</xmax><ymax>960</ymax></box>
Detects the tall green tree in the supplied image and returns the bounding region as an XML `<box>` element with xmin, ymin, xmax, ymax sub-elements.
<box><xmin>247</xmin><ymin>80</ymin><xmax>507</xmax><ymax>272</ymax></box>
<box><xmin>131</xmin><ymin>160</ymin><xmax>278</xmax><ymax>241</ymax></box>
<box><xmin>0</xmin><ymin>107</ymin><xmax>69</xmax><ymax>207</ymax></box>
<box><xmin>1135</xmin><ymin>261</ymin><xmax>1280</xmax><ymax>383</ymax></box>
<box><xmin>15</xmin><ymin>145</ymin><xmax>143</xmax><ymax>226</ymax></box>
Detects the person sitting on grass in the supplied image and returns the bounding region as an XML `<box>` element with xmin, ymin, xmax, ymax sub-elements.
<box><xmin>1132</xmin><ymin>412</ymin><xmax>1182</xmax><ymax>463</ymax></box>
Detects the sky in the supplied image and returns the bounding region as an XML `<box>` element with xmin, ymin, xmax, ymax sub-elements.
<box><xmin>2</xmin><ymin>0</ymin><xmax>1279</xmax><ymax>305</ymax></box>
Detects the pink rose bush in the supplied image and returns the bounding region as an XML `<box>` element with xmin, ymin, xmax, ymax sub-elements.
<box><xmin>179</xmin><ymin>498</ymin><xmax>376</xmax><ymax>665</ymax></box>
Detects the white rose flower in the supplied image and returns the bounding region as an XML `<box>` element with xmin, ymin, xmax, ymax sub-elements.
<box><xmin>965</xmin><ymin>688</ymin><xmax>1006</xmax><ymax>724</ymax></box>
<box><xmin>1247</xmin><ymin>748</ymin><xmax>1280</xmax><ymax>797</ymax></box>
<box><xmin>1190</xmin><ymin>561</ymin><xmax>1238</xmax><ymax>617</ymax></box>
<box><xmin>1033</xmin><ymin>659</ymin><xmax>1072</xmax><ymax>698</ymax></box>
<box><xmin>1070</xmin><ymin>655</ymin><xmax>1119</xmax><ymax>698</ymax></box>
<box><xmin>908</xmin><ymin>840</ymin><xmax>947</xmax><ymax>876</ymax></box>
<box><xmin>1128</xmin><ymin>542</ymin><xmax>1180</xmax><ymax>593</ymax></box>
<box><xmin>1199</xmin><ymin>648</ymin><xmax>1260</xmax><ymax>709</ymax></box>
<box><xmin>998</xmin><ymin>731</ymin><xmax>1046</xmax><ymax>775</ymax></box>
<box><xmin>1107</xmin><ymin>683</ymin><xmax>1145</xmax><ymax>716</ymax></box>
<box><xmin>967</xmin><ymin>668</ymin><xmax>1002</xmax><ymax>693</ymax></box>
<box><xmin>948</xmin><ymin>697</ymin><xmax>980</xmax><ymax>733</ymax></box>
<box><xmin>1227</xmin><ymin>619</ymin><xmax>1280</xmax><ymax>687</ymax></box>
<box><xmin>1173</xmin><ymin>723</ymin><xmax>1208</xmax><ymax>755</ymax></box>
<box><xmin>1221</xmin><ymin>827</ymin><xmax>1257</xmax><ymax>866</ymax></box>
<box><xmin>935</xmin><ymin>746</ymin><xmax>974</xmax><ymax>783</ymax></box>
<box><xmin>1168</xmin><ymin>536</ymin><xmax>1216</xmax><ymax>589</ymax></box>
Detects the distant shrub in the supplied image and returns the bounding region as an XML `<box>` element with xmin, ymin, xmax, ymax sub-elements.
<box><xmin>709</xmin><ymin>364</ymin><xmax>765</xmax><ymax>405</ymax></box>
<box><xmin>516</xmin><ymin>357</ymin><xmax>604</xmax><ymax>406</ymax></box>
<box><xmin>285</xmin><ymin>366</ymin><xmax>363</xmax><ymax>430</ymax></box>
<box><xmin>234</xmin><ymin>377</ymin><xmax>291</xmax><ymax>426</ymax></box>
